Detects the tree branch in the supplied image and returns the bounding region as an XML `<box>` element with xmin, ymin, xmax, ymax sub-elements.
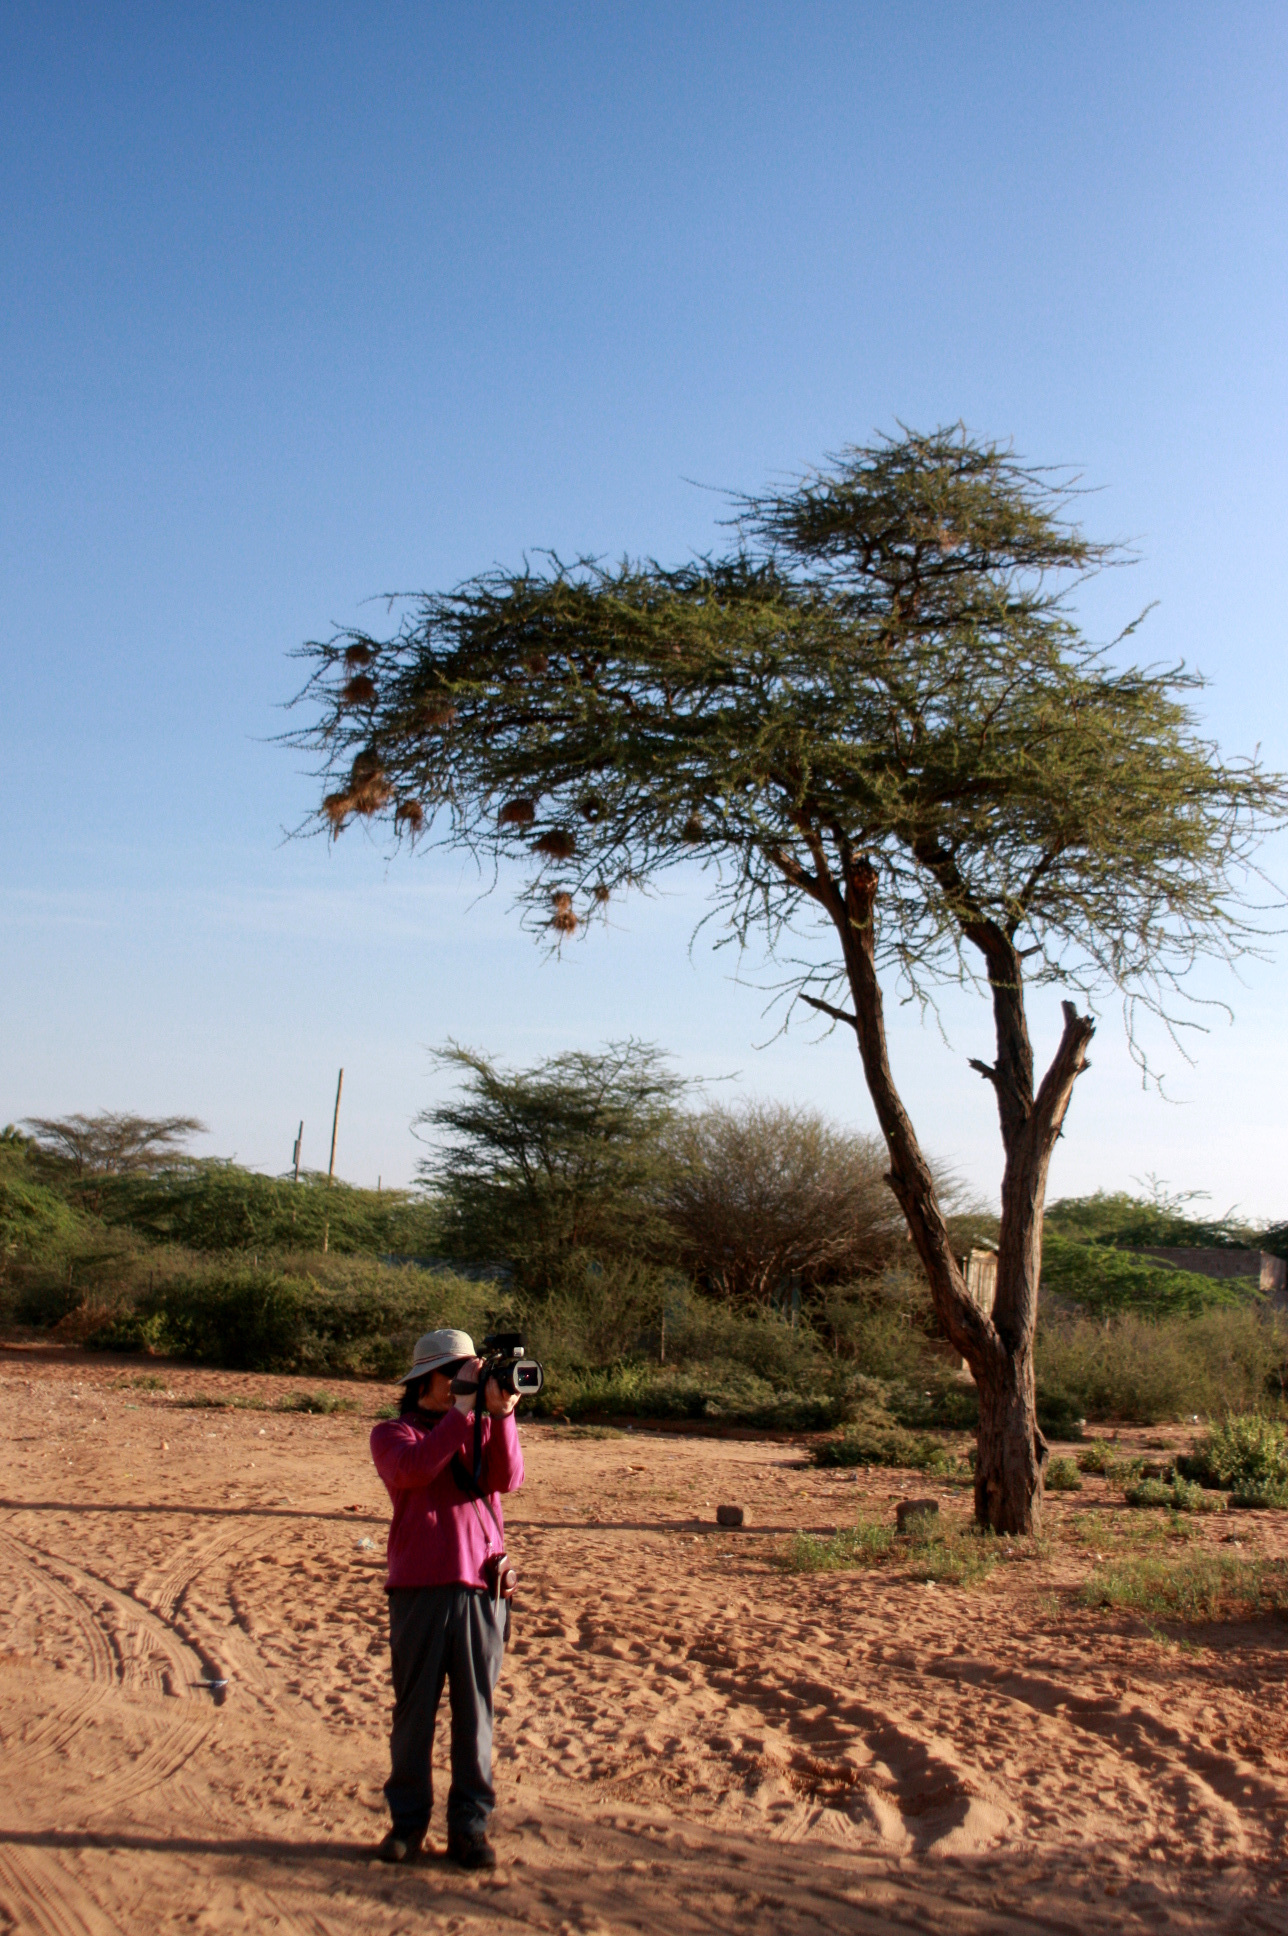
<box><xmin>801</xmin><ymin>992</ymin><xmax>859</xmax><ymax>1033</ymax></box>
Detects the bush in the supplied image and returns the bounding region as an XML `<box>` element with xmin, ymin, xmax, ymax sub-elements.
<box><xmin>1034</xmin><ymin>1308</ymin><xmax>1288</xmax><ymax>1423</ymax></box>
<box><xmin>1228</xmin><ymin>1481</ymin><xmax>1288</xmax><ymax>1511</ymax></box>
<box><xmin>535</xmin><ymin>1358</ymin><xmax>853</xmax><ymax>1430</ymax></box>
<box><xmin>1176</xmin><ymin>1414</ymin><xmax>1288</xmax><ymax>1492</ymax></box>
<box><xmin>1035</xmin><ymin>1388</ymin><xmax>1086</xmax><ymax>1441</ymax></box>
<box><xmin>1045</xmin><ymin>1188</ymin><xmax>1254</xmax><ymax>1253</ymax></box>
<box><xmin>94</xmin><ymin>1164</ymin><xmax>439</xmax><ymax>1257</ymax></box>
<box><xmin>1123</xmin><ymin>1476</ymin><xmax>1224</xmax><ymax>1513</ymax></box>
<box><xmin>1040</xmin><ymin>1231</ymin><xmax>1249</xmax><ymax>1319</ymax></box>
<box><xmin>86</xmin><ymin>1260</ymin><xmax>495</xmax><ymax>1377</ymax></box>
<box><xmin>663</xmin><ymin>1100</ymin><xmax>907</xmax><ymax>1305</ymax></box>
<box><xmin>811</xmin><ymin>1418</ymin><xmax>955</xmax><ymax>1472</ymax></box>
<box><xmin>1046</xmin><ymin>1457</ymin><xmax>1082</xmax><ymax>1492</ymax></box>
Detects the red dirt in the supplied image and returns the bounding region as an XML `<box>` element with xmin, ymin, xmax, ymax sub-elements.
<box><xmin>3</xmin><ymin>1345</ymin><xmax>1287</xmax><ymax>1934</ymax></box>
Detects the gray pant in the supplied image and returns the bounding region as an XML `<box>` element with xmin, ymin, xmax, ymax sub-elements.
<box><xmin>384</xmin><ymin>1586</ymin><xmax>506</xmax><ymax>1841</ymax></box>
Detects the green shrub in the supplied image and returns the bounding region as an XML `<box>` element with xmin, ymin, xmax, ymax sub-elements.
<box><xmin>811</xmin><ymin>1418</ymin><xmax>954</xmax><ymax>1472</ymax></box>
<box><xmin>775</xmin><ymin>1515</ymin><xmax>997</xmax><ymax>1587</ymax></box>
<box><xmin>1046</xmin><ymin>1457</ymin><xmax>1082</xmax><ymax>1492</ymax></box>
<box><xmin>537</xmin><ymin>1358</ymin><xmax>851</xmax><ymax>1430</ymax></box>
<box><xmin>1076</xmin><ymin>1442</ymin><xmax>1115</xmax><ymax>1474</ymax></box>
<box><xmin>1177</xmin><ymin>1414</ymin><xmax>1288</xmax><ymax>1492</ymax></box>
<box><xmin>1228</xmin><ymin>1481</ymin><xmax>1288</xmax><ymax>1511</ymax></box>
<box><xmin>85</xmin><ymin>1261</ymin><xmax>494</xmax><ymax>1377</ymax></box>
<box><xmin>93</xmin><ymin>1164</ymin><xmax>440</xmax><ymax>1257</ymax></box>
<box><xmin>904</xmin><ymin>1522</ymin><xmax>999</xmax><ymax>1588</ymax></box>
<box><xmin>1123</xmin><ymin>1476</ymin><xmax>1224</xmax><ymax>1513</ymax></box>
<box><xmin>1035</xmin><ymin>1388</ymin><xmax>1086</xmax><ymax>1441</ymax></box>
<box><xmin>1040</xmin><ymin>1231</ymin><xmax>1249</xmax><ymax>1320</ymax></box>
<box><xmin>1035</xmin><ymin>1308</ymin><xmax>1288</xmax><ymax>1423</ymax></box>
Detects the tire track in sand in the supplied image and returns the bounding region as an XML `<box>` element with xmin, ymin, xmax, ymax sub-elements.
<box><xmin>0</xmin><ymin>1531</ymin><xmax>214</xmax><ymax>1819</ymax></box>
<box><xmin>0</xmin><ymin>1844</ymin><xmax>125</xmax><ymax>1936</ymax></box>
<box><xmin>0</xmin><ymin>1528</ymin><xmax>119</xmax><ymax>1759</ymax></box>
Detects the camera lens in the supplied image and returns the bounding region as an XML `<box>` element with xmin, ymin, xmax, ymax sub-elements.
<box><xmin>514</xmin><ymin>1361</ymin><xmax>543</xmax><ymax>1393</ymax></box>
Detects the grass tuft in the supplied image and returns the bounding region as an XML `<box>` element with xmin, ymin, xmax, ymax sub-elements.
<box><xmin>774</xmin><ymin>1514</ymin><xmax>999</xmax><ymax>1587</ymax></box>
<box><xmin>275</xmin><ymin>1390</ymin><xmax>359</xmax><ymax>1415</ymax></box>
<box><xmin>1081</xmin><ymin>1550</ymin><xmax>1288</xmax><ymax>1621</ymax></box>
<box><xmin>774</xmin><ymin>1520</ymin><xmax>895</xmax><ymax>1572</ymax></box>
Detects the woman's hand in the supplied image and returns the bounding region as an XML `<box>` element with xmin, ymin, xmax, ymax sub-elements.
<box><xmin>484</xmin><ymin>1377</ymin><xmax>520</xmax><ymax>1418</ymax></box>
<box><xmin>453</xmin><ymin>1357</ymin><xmax>482</xmax><ymax>1414</ymax></box>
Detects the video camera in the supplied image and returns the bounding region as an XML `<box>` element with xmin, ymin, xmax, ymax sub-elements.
<box><xmin>451</xmin><ymin>1332</ymin><xmax>544</xmax><ymax>1402</ymax></box>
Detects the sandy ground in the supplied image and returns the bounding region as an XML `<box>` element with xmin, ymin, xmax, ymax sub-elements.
<box><xmin>2</xmin><ymin>1347</ymin><xmax>1287</xmax><ymax>1934</ymax></box>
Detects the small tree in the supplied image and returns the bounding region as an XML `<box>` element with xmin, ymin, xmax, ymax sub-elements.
<box><xmin>292</xmin><ymin>428</ymin><xmax>1286</xmax><ymax>1532</ymax></box>
<box><xmin>664</xmin><ymin>1100</ymin><xmax>906</xmax><ymax>1307</ymax></box>
<box><xmin>418</xmin><ymin>1043</ymin><xmax>684</xmax><ymax>1294</ymax></box>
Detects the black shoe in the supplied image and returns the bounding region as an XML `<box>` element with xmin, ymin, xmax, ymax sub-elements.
<box><xmin>447</xmin><ymin>1828</ymin><xmax>496</xmax><ymax>1871</ymax></box>
<box><xmin>376</xmin><ymin>1828</ymin><xmax>423</xmax><ymax>1864</ymax></box>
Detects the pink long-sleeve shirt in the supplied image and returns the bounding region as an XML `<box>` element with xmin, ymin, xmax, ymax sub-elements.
<box><xmin>369</xmin><ymin>1405</ymin><xmax>525</xmax><ymax>1591</ymax></box>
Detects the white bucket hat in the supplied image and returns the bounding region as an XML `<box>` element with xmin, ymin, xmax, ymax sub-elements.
<box><xmin>397</xmin><ymin>1328</ymin><xmax>476</xmax><ymax>1384</ymax></box>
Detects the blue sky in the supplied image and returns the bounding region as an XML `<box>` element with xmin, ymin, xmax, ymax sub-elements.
<box><xmin>3</xmin><ymin>3</ymin><xmax>1286</xmax><ymax>1213</ymax></box>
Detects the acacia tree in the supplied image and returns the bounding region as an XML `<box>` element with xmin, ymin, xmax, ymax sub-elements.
<box><xmin>23</xmin><ymin>1113</ymin><xmax>207</xmax><ymax>1176</ymax></box>
<box><xmin>418</xmin><ymin>1042</ymin><xmax>685</xmax><ymax>1293</ymax></box>
<box><xmin>291</xmin><ymin>428</ymin><xmax>1286</xmax><ymax>1532</ymax></box>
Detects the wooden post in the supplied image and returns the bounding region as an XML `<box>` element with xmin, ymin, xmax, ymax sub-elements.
<box><xmin>328</xmin><ymin>1069</ymin><xmax>344</xmax><ymax>1186</ymax></box>
<box><xmin>292</xmin><ymin>1121</ymin><xmax>303</xmax><ymax>1184</ymax></box>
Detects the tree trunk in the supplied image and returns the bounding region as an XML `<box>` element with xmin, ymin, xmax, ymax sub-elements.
<box><xmin>973</xmin><ymin>1313</ymin><xmax>1045</xmax><ymax>1534</ymax></box>
<box><xmin>790</xmin><ymin>837</ymin><xmax>1094</xmax><ymax>1538</ymax></box>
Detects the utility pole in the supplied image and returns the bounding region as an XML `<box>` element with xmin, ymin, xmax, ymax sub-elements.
<box><xmin>328</xmin><ymin>1068</ymin><xmax>344</xmax><ymax>1185</ymax></box>
<box><xmin>292</xmin><ymin>1121</ymin><xmax>303</xmax><ymax>1184</ymax></box>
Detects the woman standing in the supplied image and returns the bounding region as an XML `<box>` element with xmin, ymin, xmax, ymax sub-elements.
<box><xmin>369</xmin><ymin>1327</ymin><xmax>525</xmax><ymax>1869</ymax></box>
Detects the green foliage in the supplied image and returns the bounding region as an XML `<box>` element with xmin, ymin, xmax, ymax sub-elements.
<box><xmin>0</xmin><ymin>1137</ymin><xmax>90</xmax><ymax>1257</ymax></box>
<box><xmin>811</xmin><ymin>1418</ymin><xmax>955</xmax><ymax>1472</ymax></box>
<box><xmin>777</xmin><ymin>1513</ymin><xmax>997</xmax><ymax>1586</ymax></box>
<box><xmin>1045</xmin><ymin>1457</ymin><xmax>1082</xmax><ymax>1492</ymax></box>
<box><xmin>1228</xmin><ymin>1481</ymin><xmax>1288</xmax><ymax>1511</ymax></box>
<box><xmin>295</xmin><ymin>429</ymin><xmax>1285</xmax><ymax>1025</ymax></box>
<box><xmin>1040</xmin><ymin>1230</ymin><xmax>1248</xmax><ymax>1319</ymax></box>
<box><xmin>421</xmin><ymin>1043</ymin><xmax>683</xmax><ymax>1294</ymax></box>
<box><xmin>1081</xmin><ymin>1551</ymin><xmax>1288</xmax><ymax>1621</ymax></box>
<box><xmin>903</xmin><ymin>1523</ymin><xmax>1000</xmax><ymax>1588</ymax></box>
<box><xmin>87</xmin><ymin>1260</ymin><xmax>495</xmax><ymax>1377</ymax></box>
<box><xmin>94</xmin><ymin>1163</ymin><xmax>437</xmax><ymax>1257</ymax></box>
<box><xmin>1176</xmin><ymin>1414</ymin><xmax>1288</xmax><ymax>1492</ymax></box>
<box><xmin>1035</xmin><ymin>1307</ymin><xmax>1288</xmax><ymax>1423</ymax></box>
<box><xmin>1045</xmin><ymin>1186</ymin><xmax>1251</xmax><ymax>1251</ymax></box>
<box><xmin>1075</xmin><ymin>1442</ymin><xmax>1116</xmax><ymax>1474</ymax></box>
<box><xmin>533</xmin><ymin>1358</ymin><xmax>851</xmax><ymax>1431</ymax></box>
<box><xmin>22</xmin><ymin>1112</ymin><xmax>207</xmax><ymax>1179</ymax></box>
<box><xmin>775</xmin><ymin>1520</ymin><xmax>895</xmax><ymax>1572</ymax></box>
<box><xmin>1123</xmin><ymin>1476</ymin><xmax>1224</xmax><ymax>1513</ymax></box>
